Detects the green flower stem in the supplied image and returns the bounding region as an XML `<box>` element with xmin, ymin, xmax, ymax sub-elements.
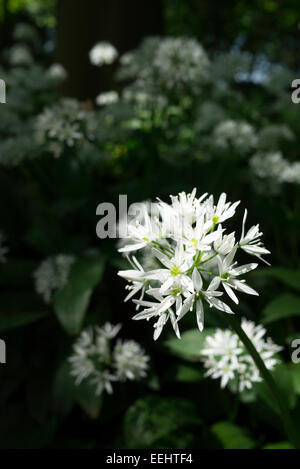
<box><xmin>224</xmin><ymin>314</ymin><xmax>300</xmax><ymax>449</ymax></box>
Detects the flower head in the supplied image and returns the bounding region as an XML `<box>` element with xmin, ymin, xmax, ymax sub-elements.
<box><xmin>118</xmin><ymin>189</ymin><xmax>269</xmax><ymax>340</ymax></box>
<box><xmin>69</xmin><ymin>323</ymin><xmax>149</xmax><ymax>396</ymax></box>
<box><xmin>33</xmin><ymin>254</ymin><xmax>75</xmax><ymax>303</ymax></box>
<box><xmin>201</xmin><ymin>319</ymin><xmax>282</xmax><ymax>391</ymax></box>
<box><xmin>96</xmin><ymin>91</ymin><xmax>119</xmax><ymax>106</ymax></box>
<box><xmin>89</xmin><ymin>42</ymin><xmax>118</xmax><ymax>66</ymax></box>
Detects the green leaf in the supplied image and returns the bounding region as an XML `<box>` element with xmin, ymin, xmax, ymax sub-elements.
<box><xmin>291</xmin><ymin>364</ymin><xmax>300</xmax><ymax>395</ymax></box>
<box><xmin>53</xmin><ymin>358</ymin><xmax>102</xmax><ymax>419</ymax></box>
<box><xmin>163</xmin><ymin>328</ymin><xmax>216</xmax><ymax>361</ymax></box>
<box><xmin>74</xmin><ymin>380</ymin><xmax>103</xmax><ymax>419</ymax></box>
<box><xmin>211</xmin><ymin>421</ymin><xmax>256</xmax><ymax>449</ymax></box>
<box><xmin>253</xmin><ymin>363</ymin><xmax>297</xmax><ymax>413</ymax></box>
<box><xmin>53</xmin><ymin>359</ymin><xmax>76</xmax><ymax>417</ymax></box>
<box><xmin>255</xmin><ymin>268</ymin><xmax>300</xmax><ymax>292</ymax></box>
<box><xmin>54</xmin><ymin>257</ymin><xmax>105</xmax><ymax>335</ymax></box>
<box><xmin>165</xmin><ymin>363</ymin><xmax>204</xmax><ymax>383</ymax></box>
<box><xmin>263</xmin><ymin>441</ymin><xmax>293</xmax><ymax>449</ymax></box>
<box><xmin>123</xmin><ymin>395</ymin><xmax>202</xmax><ymax>449</ymax></box>
<box><xmin>0</xmin><ymin>310</ymin><xmax>50</xmax><ymax>332</ymax></box>
<box><xmin>262</xmin><ymin>293</ymin><xmax>300</xmax><ymax>324</ymax></box>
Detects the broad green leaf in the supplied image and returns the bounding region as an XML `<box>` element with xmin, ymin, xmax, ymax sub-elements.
<box><xmin>255</xmin><ymin>268</ymin><xmax>300</xmax><ymax>292</ymax></box>
<box><xmin>0</xmin><ymin>310</ymin><xmax>50</xmax><ymax>331</ymax></box>
<box><xmin>262</xmin><ymin>293</ymin><xmax>300</xmax><ymax>324</ymax></box>
<box><xmin>53</xmin><ymin>359</ymin><xmax>76</xmax><ymax>417</ymax></box>
<box><xmin>54</xmin><ymin>257</ymin><xmax>105</xmax><ymax>335</ymax></box>
<box><xmin>263</xmin><ymin>441</ymin><xmax>293</xmax><ymax>449</ymax></box>
<box><xmin>53</xmin><ymin>358</ymin><xmax>102</xmax><ymax>419</ymax></box>
<box><xmin>123</xmin><ymin>395</ymin><xmax>202</xmax><ymax>449</ymax></box>
<box><xmin>172</xmin><ymin>363</ymin><xmax>204</xmax><ymax>382</ymax></box>
<box><xmin>165</xmin><ymin>363</ymin><xmax>204</xmax><ymax>383</ymax></box>
<box><xmin>253</xmin><ymin>363</ymin><xmax>297</xmax><ymax>413</ymax></box>
<box><xmin>211</xmin><ymin>421</ymin><xmax>256</xmax><ymax>449</ymax></box>
<box><xmin>291</xmin><ymin>364</ymin><xmax>300</xmax><ymax>395</ymax></box>
<box><xmin>163</xmin><ymin>328</ymin><xmax>216</xmax><ymax>361</ymax></box>
<box><xmin>74</xmin><ymin>380</ymin><xmax>103</xmax><ymax>419</ymax></box>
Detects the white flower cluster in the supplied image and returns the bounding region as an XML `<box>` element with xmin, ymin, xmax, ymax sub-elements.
<box><xmin>250</xmin><ymin>151</ymin><xmax>300</xmax><ymax>186</ymax></box>
<box><xmin>13</xmin><ymin>23</ymin><xmax>37</xmax><ymax>41</ymax></box>
<box><xmin>119</xmin><ymin>37</ymin><xmax>209</xmax><ymax>94</ymax></box>
<box><xmin>256</xmin><ymin>125</ymin><xmax>295</xmax><ymax>151</ymax></box>
<box><xmin>201</xmin><ymin>319</ymin><xmax>282</xmax><ymax>391</ymax></box>
<box><xmin>33</xmin><ymin>254</ymin><xmax>75</xmax><ymax>303</ymax></box>
<box><xmin>118</xmin><ymin>189</ymin><xmax>270</xmax><ymax>340</ymax></box>
<box><xmin>69</xmin><ymin>323</ymin><xmax>149</xmax><ymax>395</ymax></box>
<box><xmin>89</xmin><ymin>42</ymin><xmax>118</xmax><ymax>67</ymax></box>
<box><xmin>96</xmin><ymin>91</ymin><xmax>119</xmax><ymax>106</ymax></box>
<box><xmin>0</xmin><ymin>232</ymin><xmax>8</xmax><ymax>263</ymax></box>
<box><xmin>213</xmin><ymin>120</ymin><xmax>257</xmax><ymax>154</ymax></box>
<box><xmin>9</xmin><ymin>44</ymin><xmax>33</xmax><ymax>67</ymax></box>
<box><xmin>47</xmin><ymin>63</ymin><xmax>67</xmax><ymax>83</ymax></box>
<box><xmin>35</xmin><ymin>98</ymin><xmax>96</xmax><ymax>158</ymax></box>
<box><xmin>152</xmin><ymin>38</ymin><xmax>210</xmax><ymax>92</ymax></box>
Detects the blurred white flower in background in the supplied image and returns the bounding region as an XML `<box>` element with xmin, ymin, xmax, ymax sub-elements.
<box><xmin>96</xmin><ymin>91</ymin><xmax>119</xmax><ymax>106</ymax></box>
<box><xmin>47</xmin><ymin>63</ymin><xmax>67</xmax><ymax>82</ymax></box>
<box><xmin>213</xmin><ymin>120</ymin><xmax>257</xmax><ymax>154</ymax></box>
<box><xmin>113</xmin><ymin>339</ymin><xmax>149</xmax><ymax>381</ymax></box>
<box><xmin>201</xmin><ymin>319</ymin><xmax>282</xmax><ymax>391</ymax></box>
<box><xmin>120</xmin><ymin>52</ymin><xmax>133</xmax><ymax>66</ymax></box>
<box><xmin>152</xmin><ymin>37</ymin><xmax>210</xmax><ymax>92</ymax></box>
<box><xmin>33</xmin><ymin>254</ymin><xmax>75</xmax><ymax>303</ymax></box>
<box><xmin>250</xmin><ymin>151</ymin><xmax>300</xmax><ymax>188</ymax></box>
<box><xmin>13</xmin><ymin>23</ymin><xmax>37</xmax><ymax>42</ymax></box>
<box><xmin>69</xmin><ymin>323</ymin><xmax>149</xmax><ymax>395</ymax></box>
<box><xmin>281</xmin><ymin>162</ymin><xmax>300</xmax><ymax>184</ymax></box>
<box><xmin>117</xmin><ymin>189</ymin><xmax>270</xmax><ymax>340</ymax></box>
<box><xmin>118</xmin><ymin>37</ymin><xmax>209</xmax><ymax>94</ymax></box>
<box><xmin>35</xmin><ymin>98</ymin><xmax>96</xmax><ymax>157</ymax></box>
<box><xmin>89</xmin><ymin>42</ymin><xmax>118</xmax><ymax>66</ymax></box>
<box><xmin>9</xmin><ymin>44</ymin><xmax>33</xmax><ymax>67</ymax></box>
<box><xmin>250</xmin><ymin>151</ymin><xmax>287</xmax><ymax>181</ymax></box>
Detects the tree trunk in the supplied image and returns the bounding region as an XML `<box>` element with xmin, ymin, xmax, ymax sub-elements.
<box><xmin>56</xmin><ymin>0</ymin><xmax>164</xmax><ymax>100</ymax></box>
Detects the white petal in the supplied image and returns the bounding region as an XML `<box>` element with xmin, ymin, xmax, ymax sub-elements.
<box><xmin>223</xmin><ymin>282</ymin><xmax>239</xmax><ymax>304</ymax></box>
<box><xmin>196</xmin><ymin>300</ymin><xmax>204</xmax><ymax>332</ymax></box>
<box><xmin>192</xmin><ymin>268</ymin><xmax>203</xmax><ymax>291</ymax></box>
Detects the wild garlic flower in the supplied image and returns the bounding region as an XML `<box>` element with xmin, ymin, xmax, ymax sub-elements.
<box><xmin>0</xmin><ymin>232</ymin><xmax>8</xmax><ymax>263</ymax></box>
<box><xmin>201</xmin><ymin>319</ymin><xmax>282</xmax><ymax>391</ymax></box>
<box><xmin>250</xmin><ymin>151</ymin><xmax>287</xmax><ymax>182</ymax></box>
<box><xmin>249</xmin><ymin>151</ymin><xmax>300</xmax><ymax>188</ymax></box>
<box><xmin>35</xmin><ymin>98</ymin><xmax>96</xmax><ymax>158</ymax></box>
<box><xmin>256</xmin><ymin>125</ymin><xmax>295</xmax><ymax>151</ymax></box>
<box><xmin>113</xmin><ymin>340</ymin><xmax>149</xmax><ymax>381</ymax></box>
<box><xmin>118</xmin><ymin>37</ymin><xmax>209</xmax><ymax>94</ymax></box>
<box><xmin>96</xmin><ymin>91</ymin><xmax>119</xmax><ymax>106</ymax></box>
<box><xmin>213</xmin><ymin>120</ymin><xmax>257</xmax><ymax>154</ymax></box>
<box><xmin>117</xmin><ymin>189</ymin><xmax>270</xmax><ymax>340</ymax></box>
<box><xmin>9</xmin><ymin>44</ymin><xmax>33</xmax><ymax>67</ymax></box>
<box><xmin>13</xmin><ymin>23</ymin><xmax>37</xmax><ymax>41</ymax></box>
<box><xmin>280</xmin><ymin>162</ymin><xmax>300</xmax><ymax>185</ymax></box>
<box><xmin>152</xmin><ymin>38</ymin><xmax>210</xmax><ymax>92</ymax></box>
<box><xmin>47</xmin><ymin>63</ymin><xmax>67</xmax><ymax>82</ymax></box>
<box><xmin>89</xmin><ymin>42</ymin><xmax>118</xmax><ymax>66</ymax></box>
<box><xmin>69</xmin><ymin>323</ymin><xmax>149</xmax><ymax>395</ymax></box>
<box><xmin>33</xmin><ymin>254</ymin><xmax>75</xmax><ymax>304</ymax></box>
